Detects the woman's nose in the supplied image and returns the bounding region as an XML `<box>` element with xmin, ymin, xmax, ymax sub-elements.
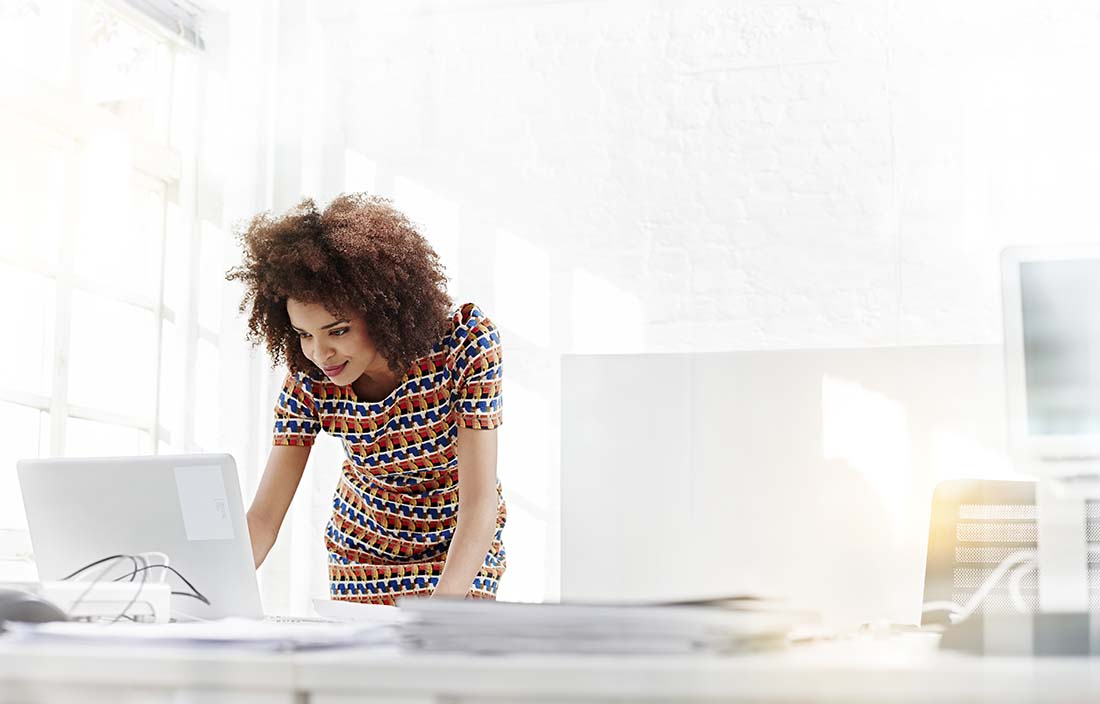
<box><xmin>312</xmin><ymin>338</ymin><xmax>334</xmax><ymax>361</ymax></box>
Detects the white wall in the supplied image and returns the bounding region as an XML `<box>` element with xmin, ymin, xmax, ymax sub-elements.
<box><xmin>197</xmin><ymin>0</ymin><xmax>1100</xmax><ymax>608</ymax></box>
<box><xmin>293</xmin><ymin>0</ymin><xmax>1100</xmax><ymax>603</ymax></box>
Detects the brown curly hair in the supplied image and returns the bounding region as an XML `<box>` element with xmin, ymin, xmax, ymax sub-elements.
<box><xmin>227</xmin><ymin>193</ymin><xmax>453</xmax><ymax>376</ymax></box>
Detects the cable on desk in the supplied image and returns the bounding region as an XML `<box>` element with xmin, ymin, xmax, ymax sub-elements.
<box><xmin>60</xmin><ymin>554</ymin><xmax>141</xmax><ymax>582</ymax></box>
<box><xmin>111</xmin><ymin>564</ymin><xmax>148</xmax><ymax>624</ymax></box>
<box><xmin>64</xmin><ymin>555</ymin><xmax>138</xmax><ymax>619</ymax></box>
<box><xmin>61</xmin><ymin>553</ymin><xmax>212</xmax><ymax>621</ymax></box>
<box><xmin>1008</xmin><ymin>556</ymin><xmax>1037</xmax><ymax>614</ymax></box>
<box><xmin>111</xmin><ymin>564</ymin><xmax>210</xmax><ymax>606</ymax></box>
<box><xmin>921</xmin><ymin>548</ymin><xmax>1037</xmax><ymax>624</ymax></box>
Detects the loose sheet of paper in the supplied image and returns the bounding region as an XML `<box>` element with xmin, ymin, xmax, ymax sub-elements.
<box><xmin>311</xmin><ymin>598</ymin><xmax>408</xmax><ymax>625</ymax></box>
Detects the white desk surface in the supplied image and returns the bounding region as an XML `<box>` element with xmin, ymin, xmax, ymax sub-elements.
<box><xmin>0</xmin><ymin>640</ymin><xmax>300</xmax><ymax>704</ymax></box>
<box><xmin>4</xmin><ymin>633</ymin><xmax>1100</xmax><ymax>703</ymax></box>
<box><xmin>296</xmin><ymin>638</ymin><xmax>1100</xmax><ymax>704</ymax></box>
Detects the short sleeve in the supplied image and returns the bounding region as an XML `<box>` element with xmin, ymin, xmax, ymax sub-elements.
<box><xmin>273</xmin><ymin>371</ymin><xmax>321</xmax><ymax>446</ymax></box>
<box><xmin>453</xmin><ymin>305</ymin><xmax>503</xmax><ymax>430</ymax></box>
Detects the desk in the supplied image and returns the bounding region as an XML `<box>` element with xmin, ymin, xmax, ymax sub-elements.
<box><xmin>297</xmin><ymin>639</ymin><xmax>1100</xmax><ymax>704</ymax></box>
<box><xmin>0</xmin><ymin>641</ymin><xmax>300</xmax><ymax>704</ymax></box>
<box><xmin>4</xmin><ymin>635</ymin><xmax>1100</xmax><ymax>703</ymax></box>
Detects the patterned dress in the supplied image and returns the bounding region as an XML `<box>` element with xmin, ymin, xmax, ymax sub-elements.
<box><xmin>272</xmin><ymin>303</ymin><xmax>506</xmax><ymax>604</ymax></box>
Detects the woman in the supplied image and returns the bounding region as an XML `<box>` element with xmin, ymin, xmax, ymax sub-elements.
<box><xmin>228</xmin><ymin>193</ymin><xmax>506</xmax><ymax>604</ymax></box>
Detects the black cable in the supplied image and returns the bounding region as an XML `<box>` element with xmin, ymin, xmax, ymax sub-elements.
<box><xmin>111</xmin><ymin>564</ymin><xmax>211</xmax><ymax>606</ymax></box>
<box><xmin>171</xmin><ymin>591</ymin><xmax>212</xmax><ymax>604</ymax></box>
<box><xmin>110</xmin><ymin>567</ymin><xmax>148</xmax><ymax>624</ymax></box>
<box><xmin>61</xmin><ymin>554</ymin><xmax>140</xmax><ymax>582</ymax></box>
<box><xmin>63</xmin><ymin>554</ymin><xmax>212</xmax><ymax>619</ymax></box>
<box><xmin>111</xmin><ymin>561</ymin><xmax>169</xmax><ymax>584</ymax></box>
<box><xmin>64</xmin><ymin>554</ymin><xmax>155</xmax><ymax>622</ymax></box>
<box><xmin>66</xmin><ymin>555</ymin><xmax>131</xmax><ymax>618</ymax></box>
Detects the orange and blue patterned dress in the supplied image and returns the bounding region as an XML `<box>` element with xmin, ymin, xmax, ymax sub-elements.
<box><xmin>272</xmin><ymin>303</ymin><xmax>506</xmax><ymax>604</ymax></box>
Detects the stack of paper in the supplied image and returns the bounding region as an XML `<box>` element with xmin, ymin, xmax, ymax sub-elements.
<box><xmin>398</xmin><ymin>598</ymin><xmax>805</xmax><ymax>655</ymax></box>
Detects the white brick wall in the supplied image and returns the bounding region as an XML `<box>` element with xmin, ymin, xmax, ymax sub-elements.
<box><xmin>268</xmin><ymin>0</ymin><xmax>1100</xmax><ymax>604</ymax></box>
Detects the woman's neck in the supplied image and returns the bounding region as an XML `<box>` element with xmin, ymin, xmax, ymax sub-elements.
<box><xmin>351</xmin><ymin>367</ymin><xmax>402</xmax><ymax>402</ymax></box>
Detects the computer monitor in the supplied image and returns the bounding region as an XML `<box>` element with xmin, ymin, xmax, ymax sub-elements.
<box><xmin>1002</xmin><ymin>245</ymin><xmax>1100</xmax><ymax>614</ymax></box>
<box><xmin>1001</xmin><ymin>246</ymin><xmax>1100</xmax><ymax>477</ymax></box>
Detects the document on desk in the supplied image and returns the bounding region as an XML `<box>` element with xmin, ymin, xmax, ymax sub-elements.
<box><xmin>311</xmin><ymin>597</ymin><xmax>408</xmax><ymax>625</ymax></box>
<box><xmin>398</xmin><ymin>599</ymin><xmax>804</xmax><ymax>656</ymax></box>
<box><xmin>4</xmin><ymin>618</ymin><xmax>395</xmax><ymax>652</ymax></box>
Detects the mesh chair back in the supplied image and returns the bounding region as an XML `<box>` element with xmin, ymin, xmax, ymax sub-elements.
<box><xmin>923</xmin><ymin>479</ymin><xmax>1036</xmax><ymax>625</ymax></box>
<box><xmin>923</xmin><ymin>478</ymin><xmax>1100</xmax><ymax>625</ymax></box>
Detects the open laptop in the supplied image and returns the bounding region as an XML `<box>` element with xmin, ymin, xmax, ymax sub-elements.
<box><xmin>17</xmin><ymin>454</ymin><xmax>264</xmax><ymax>621</ymax></box>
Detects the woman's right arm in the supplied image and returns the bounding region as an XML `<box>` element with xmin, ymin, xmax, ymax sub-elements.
<box><xmin>246</xmin><ymin>444</ymin><xmax>311</xmax><ymax>568</ymax></box>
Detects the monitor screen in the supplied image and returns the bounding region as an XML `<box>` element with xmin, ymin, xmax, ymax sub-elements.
<box><xmin>1020</xmin><ymin>259</ymin><xmax>1100</xmax><ymax>436</ymax></box>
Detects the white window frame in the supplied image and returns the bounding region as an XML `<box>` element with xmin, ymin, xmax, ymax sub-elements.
<box><xmin>0</xmin><ymin>0</ymin><xmax>214</xmax><ymax>562</ymax></box>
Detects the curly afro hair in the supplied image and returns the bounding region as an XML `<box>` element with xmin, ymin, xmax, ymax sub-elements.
<box><xmin>227</xmin><ymin>193</ymin><xmax>453</xmax><ymax>376</ymax></box>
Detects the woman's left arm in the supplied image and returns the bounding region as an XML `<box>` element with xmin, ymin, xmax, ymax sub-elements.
<box><xmin>433</xmin><ymin>426</ymin><xmax>500</xmax><ymax>598</ymax></box>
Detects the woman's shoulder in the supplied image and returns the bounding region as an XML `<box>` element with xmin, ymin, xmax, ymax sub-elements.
<box><xmin>449</xmin><ymin>302</ymin><xmax>492</xmax><ymax>328</ymax></box>
<box><xmin>282</xmin><ymin>367</ymin><xmax>332</xmax><ymax>398</ymax></box>
<box><xmin>445</xmin><ymin>302</ymin><xmax>499</xmax><ymax>346</ymax></box>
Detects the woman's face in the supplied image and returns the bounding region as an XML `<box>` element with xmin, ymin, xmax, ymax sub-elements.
<box><xmin>286</xmin><ymin>298</ymin><xmax>389</xmax><ymax>384</ymax></box>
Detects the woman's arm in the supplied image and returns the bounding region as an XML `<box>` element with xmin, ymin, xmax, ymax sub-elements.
<box><xmin>433</xmin><ymin>426</ymin><xmax>500</xmax><ymax>598</ymax></box>
<box><xmin>246</xmin><ymin>445</ymin><xmax>311</xmax><ymax>568</ymax></box>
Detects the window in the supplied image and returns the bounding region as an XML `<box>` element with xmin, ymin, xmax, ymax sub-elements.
<box><xmin>0</xmin><ymin>0</ymin><xmax>210</xmax><ymax>566</ymax></box>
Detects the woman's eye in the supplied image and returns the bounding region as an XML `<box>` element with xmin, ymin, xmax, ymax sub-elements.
<box><xmin>298</xmin><ymin>332</ymin><xmax>311</xmax><ymax>339</ymax></box>
<box><xmin>331</xmin><ymin>328</ymin><xmax>349</xmax><ymax>337</ymax></box>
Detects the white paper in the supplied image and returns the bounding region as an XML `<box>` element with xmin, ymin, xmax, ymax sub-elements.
<box><xmin>4</xmin><ymin>618</ymin><xmax>389</xmax><ymax>651</ymax></box>
<box><xmin>312</xmin><ymin>598</ymin><xmax>408</xmax><ymax>625</ymax></box>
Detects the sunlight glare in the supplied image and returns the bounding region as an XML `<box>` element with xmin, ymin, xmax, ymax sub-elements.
<box><xmin>494</xmin><ymin>231</ymin><xmax>550</xmax><ymax>347</ymax></box>
<box><xmin>821</xmin><ymin>375</ymin><xmax>911</xmax><ymax>536</ymax></box>
<box><xmin>344</xmin><ymin>149</ymin><xmax>377</xmax><ymax>194</ymax></box>
<box><xmin>569</xmin><ymin>268</ymin><xmax>644</xmax><ymax>352</ymax></box>
<box><xmin>930</xmin><ymin>428</ymin><xmax>1017</xmax><ymax>484</ymax></box>
<box><xmin>393</xmin><ymin>176</ymin><xmax>459</xmax><ymax>287</ymax></box>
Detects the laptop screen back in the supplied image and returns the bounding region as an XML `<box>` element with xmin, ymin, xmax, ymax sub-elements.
<box><xmin>17</xmin><ymin>453</ymin><xmax>263</xmax><ymax>620</ymax></box>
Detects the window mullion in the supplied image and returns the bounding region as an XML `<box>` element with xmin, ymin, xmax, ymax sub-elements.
<box><xmin>0</xmin><ymin>389</ymin><xmax>51</xmax><ymax>413</ymax></box>
<box><xmin>69</xmin><ymin>275</ymin><xmax>158</xmax><ymax>311</ymax></box>
<box><xmin>151</xmin><ymin>187</ymin><xmax>168</xmax><ymax>451</ymax></box>
<box><xmin>151</xmin><ymin>39</ymin><xmax>176</xmax><ymax>452</ymax></box>
<box><xmin>180</xmin><ymin>52</ymin><xmax>205</xmax><ymax>453</ymax></box>
<box><xmin>46</xmin><ymin>0</ymin><xmax>94</xmax><ymax>457</ymax></box>
<box><xmin>66</xmin><ymin>403</ymin><xmax>154</xmax><ymax>435</ymax></box>
<box><xmin>48</xmin><ymin>157</ymin><xmax>77</xmax><ymax>457</ymax></box>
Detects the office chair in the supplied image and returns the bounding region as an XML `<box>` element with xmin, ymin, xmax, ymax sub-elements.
<box><xmin>923</xmin><ymin>479</ymin><xmax>1043</xmax><ymax>626</ymax></box>
<box><xmin>922</xmin><ymin>479</ymin><xmax>1100</xmax><ymax>654</ymax></box>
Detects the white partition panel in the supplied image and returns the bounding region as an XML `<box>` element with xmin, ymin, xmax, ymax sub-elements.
<box><xmin>561</xmin><ymin>345</ymin><xmax>1015</xmax><ymax>627</ymax></box>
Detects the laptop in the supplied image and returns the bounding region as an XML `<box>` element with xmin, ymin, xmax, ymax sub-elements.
<box><xmin>17</xmin><ymin>453</ymin><xmax>264</xmax><ymax>621</ymax></box>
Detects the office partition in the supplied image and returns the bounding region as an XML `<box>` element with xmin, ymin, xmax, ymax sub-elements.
<box><xmin>561</xmin><ymin>345</ymin><xmax>1013</xmax><ymax>626</ymax></box>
